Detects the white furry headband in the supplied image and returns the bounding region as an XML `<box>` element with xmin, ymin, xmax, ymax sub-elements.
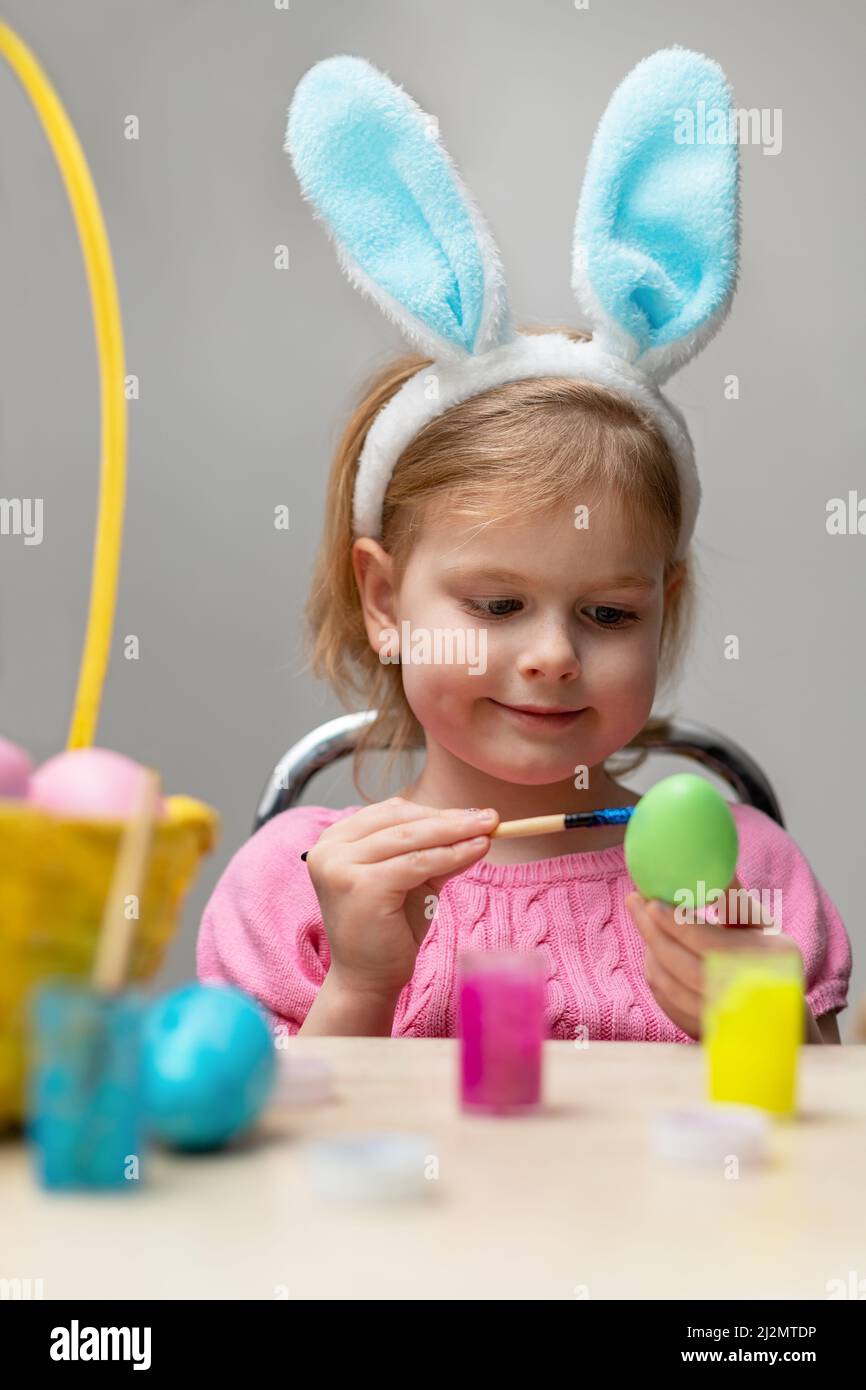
<box><xmin>286</xmin><ymin>47</ymin><xmax>740</xmax><ymax>560</ymax></box>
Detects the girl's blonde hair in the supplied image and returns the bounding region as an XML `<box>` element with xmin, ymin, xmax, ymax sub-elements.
<box><xmin>306</xmin><ymin>327</ymin><xmax>696</xmax><ymax>799</ymax></box>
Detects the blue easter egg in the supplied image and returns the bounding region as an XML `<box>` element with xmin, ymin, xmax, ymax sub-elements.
<box><xmin>142</xmin><ymin>984</ymin><xmax>275</xmax><ymax>1150</ymax></box>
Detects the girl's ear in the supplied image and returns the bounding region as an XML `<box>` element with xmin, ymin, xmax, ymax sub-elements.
<box><xmin>572</xmin><ymin>47</ymin><xmax>740</xmax><ymax>386</ymax></box>
<box><xmin>664</xmin><ymin>560</ymin><xmax>686</xmax><ymax>601</ymax></box>
<box><xmin>352</xmin><ymin>537</ymin><xmax>399</xmax><ymax>657</ymax></box>
<box><xmin>286</xmin><ymin>55</ymin><xmax>511</xmax><ymax>362</ymax></box>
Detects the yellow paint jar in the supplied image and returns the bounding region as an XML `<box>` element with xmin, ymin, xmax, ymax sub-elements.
<box><xmin>703</xmin><ymin>950</ymin><xmax>805</xmax><ymax>1115</ymax></box>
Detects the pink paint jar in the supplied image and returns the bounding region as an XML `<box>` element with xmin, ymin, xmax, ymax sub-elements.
<box><xmin>457</xmin><ymin>950</ymin><xmax>547</xmax><ymax>1114</ymax></box>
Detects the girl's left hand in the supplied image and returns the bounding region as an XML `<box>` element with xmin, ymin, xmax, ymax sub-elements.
<box><xmin>625</xmin><ymin>876</ymin><xmax>803</xmax><ymax>1041</ymax></box>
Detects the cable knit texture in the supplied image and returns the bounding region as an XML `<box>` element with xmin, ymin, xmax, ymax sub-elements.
<box><xmin>196</xmin><ymin>802</ymin><xmax>851</xmax><ymax>1042</ymax></box>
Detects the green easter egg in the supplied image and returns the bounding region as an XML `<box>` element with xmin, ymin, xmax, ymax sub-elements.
<box><xmin>624</xmin><ymin>773</ymin><xmax>739</xmax><ymax>904</ymax></box>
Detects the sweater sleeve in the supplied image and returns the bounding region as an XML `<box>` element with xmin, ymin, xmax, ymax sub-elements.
<box><xmin>196</xmin><ymin>805</ymin><xmax>350</xmax><ymax>1035</ymax></box>
<box><xmin>731</xmin><ymin>804</ymin><xmax>852</xmax><ymax>1019</ymax></box>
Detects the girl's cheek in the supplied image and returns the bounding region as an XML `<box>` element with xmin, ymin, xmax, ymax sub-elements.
<box><xmin>399</xmin><ymin>629</ymin><xmax>507</xmax><ymax>737</ymax></box>
<box><xmin>604</xmin><ymin>662</ymin><xmax>657</xmax><ymax>725</ymax></box>
<box><xmin>393</xmin><ymin>603</ymin><xmax>504</xmax><ymax>699</ymax></box>
<box><xmin>595</xmin><ymin>631</ymin><xmax>659</xmax><ymax>693</ymax></box>
<box><xmin>401</xmin><ymin>654</ymin><xmax>493</xmax><ymax>720</ymax></box>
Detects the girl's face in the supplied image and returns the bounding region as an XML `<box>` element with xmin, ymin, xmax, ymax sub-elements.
<box><xmin>355</xmin><ymin>494</ymin><xmax>672</xmax><ymax>788</ymax></box>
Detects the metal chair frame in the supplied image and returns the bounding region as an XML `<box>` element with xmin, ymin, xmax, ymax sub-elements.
<box><xmin>254</xmin><ymin>711</ymin><xmax>784</xmax><ymax>833</ymax></box>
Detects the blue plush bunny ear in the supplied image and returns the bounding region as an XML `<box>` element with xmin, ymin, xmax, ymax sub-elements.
<box><xmin>286</xmin><ymin>55</ymin><xmax>511</xmax><ymax>362</ymax></box>
<box><xmin>573</xmin><ymin>47</ymin><xmax>740</xmax><ymax>385</ymax></box>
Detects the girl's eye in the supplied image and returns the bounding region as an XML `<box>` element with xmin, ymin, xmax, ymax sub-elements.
<box><xmin>585</xmin><ymin>605</ymin><xmax>637</xmax><ymax>629</ymax></box>
<box><xmin>462</xmin><ymin>597</ymin><xmax>523</xmax><ymax>619</ymax></box>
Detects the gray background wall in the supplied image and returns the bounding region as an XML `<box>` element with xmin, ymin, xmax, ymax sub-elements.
<box><xmin>1</xmin><ymin>1</ymin><xmax>862</xmax><ymax>1033</ymax></box>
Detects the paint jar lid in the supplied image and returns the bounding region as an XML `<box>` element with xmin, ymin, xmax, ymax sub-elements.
<box><xmin>274</xmin><ymin>1056</ymin><xmax>334</xmax><ymax>1106</ymax></box>
<box><xmin>651</xmin><ymin>1103</ymin><xmax>770</xmax><ymax>1165</ymax></box>
<box><xmin>303</xmin><ymin>1131</ymin><xmax>436</xmax><ymax>1201</ymax></box>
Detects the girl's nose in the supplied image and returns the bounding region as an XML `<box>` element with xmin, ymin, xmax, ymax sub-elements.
<box><xmin>517</xmin><ymin>626</ymin><xmax>581</xmax><ymax>682</ymax></box>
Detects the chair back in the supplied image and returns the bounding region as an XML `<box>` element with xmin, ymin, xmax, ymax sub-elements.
<box><xmin>254</xmin><ymin>712</ymin><xmax>785</xmax><ymax>832</ymax></box>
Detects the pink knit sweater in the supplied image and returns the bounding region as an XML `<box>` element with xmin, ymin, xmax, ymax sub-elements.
<box><xmin>196</xmin><ymin>802</ymin><xmax>852</xmax><ymax>1042</ymax></box>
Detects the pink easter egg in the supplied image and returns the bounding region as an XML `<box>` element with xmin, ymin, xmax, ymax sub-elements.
<box><xmin>0</xmin><ymin>736</ymin><xmax>33</xmax><ymax>798</ymax></box>
<box><xmin>29</xmin><ymin>747</ymin><xmax>165</xmax><ymax>820</ymax></box>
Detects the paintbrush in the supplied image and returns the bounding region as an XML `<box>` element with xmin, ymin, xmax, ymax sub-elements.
<box><xmin>299</xmin><ymin>804</ymin><xmax>635</xmax><ymax>859</ymax></box>
<box><xmin>491</xmin><ymin>807</ymin><xmax>635</xmax><ymax>839</ymax></box>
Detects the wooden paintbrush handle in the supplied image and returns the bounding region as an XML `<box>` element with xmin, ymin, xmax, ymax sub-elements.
<box><xmin>491</xmin><ymin>814</ymin><xmax>566</xmax><ymax>840</ymax></box>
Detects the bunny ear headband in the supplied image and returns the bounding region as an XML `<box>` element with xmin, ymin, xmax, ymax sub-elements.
<box><xmin>285</xmin><ymin>47</ymin><xmax>740</xmax><ymax>560</ymax></box>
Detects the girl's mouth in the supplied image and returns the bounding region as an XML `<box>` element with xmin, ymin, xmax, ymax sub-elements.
<box><xmin>489</xmin><ymin>700</ymin><xmax>586</xmax><ymax>731</ymax></box>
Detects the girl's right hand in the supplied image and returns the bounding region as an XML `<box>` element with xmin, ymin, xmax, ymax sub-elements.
<box><xmin>304</xmin><ymin>797</ymin><xmax>499</xmax><ymax>1002</ymax></box>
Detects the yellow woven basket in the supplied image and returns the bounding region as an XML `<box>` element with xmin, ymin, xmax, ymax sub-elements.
<box><xmin>0</xmin><ymin>23</ymin><xmax>219</xmax><ymax>1124</ymax></box>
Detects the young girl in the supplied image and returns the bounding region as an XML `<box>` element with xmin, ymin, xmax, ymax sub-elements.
<box><xmin>197</xmin><ymin>50</ymin><xmax>851</xmax><ymax>1045</ymax></box>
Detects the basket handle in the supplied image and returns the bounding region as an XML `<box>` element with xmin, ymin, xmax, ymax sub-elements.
<box><xmin>0</xmin><ymin>21</ymin><xmax>126</xmax><ymax>750</ymax></box>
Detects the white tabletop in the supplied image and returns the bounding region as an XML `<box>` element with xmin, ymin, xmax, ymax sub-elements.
<box><xmin>3</xmin><ymin>1037</ymin><xmax>864</xmax><ymax>1300</ymax></box>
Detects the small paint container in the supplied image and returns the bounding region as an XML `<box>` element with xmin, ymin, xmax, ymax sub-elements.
<box><xmin>27</xmin><ymin>981</ymin><xmax>145</xmax><ymax>1189</ymax></box>
<box><xmin>703</xmin><ymin>950</ymin><xmax>804</xmax><ymax>1116</ymax></box>
<box><xmin>651</xmin><ymin>1103</ymin><xmax>770</xmax><ymax>1166</ymax></box>
<box><xmin>274</xmin><ymin>1056</ymin><xmax>334</xmax><ymax>1107</ymax></box>
<box><xmin>303</xmin><ymin>1131</ymin><xmax>436</xmax><ymax>1202</ymax></box>
<box><xmin>457</xmin><ymin>949</ymin><xmax>547</xmax><ymax>1115</ymax></box>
